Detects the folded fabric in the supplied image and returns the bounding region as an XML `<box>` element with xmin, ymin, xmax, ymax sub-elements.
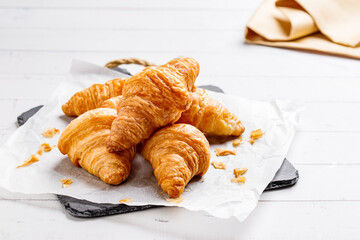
<box><xmin>245</xmin><ymin>0</ymin><xmax>360</xmax><ymax>59</ymax></box>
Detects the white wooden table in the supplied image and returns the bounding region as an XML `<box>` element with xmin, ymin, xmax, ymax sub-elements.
<box><xmin>1</xmin><ymin>0</ymin><xmax>360</xmax><ymax>239</ymax></box>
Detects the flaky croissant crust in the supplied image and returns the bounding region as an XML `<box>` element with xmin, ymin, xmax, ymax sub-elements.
<box><xmin>178</xmin><ymin>87</ymin><xmax>245</xmax><ymax>136</ymax></box>
<box><xmin>122</xmin><ymin>57</ymin><xmax>199</xmax><ymax>110</ymax></box>
<box><xmin>58</xmin><ymin>108</ymin><xmax>135</xmax><ymax>185</ymax></box>
<box><xmin>142</xmin><ymin>124</ymin><xmax>210</xmax><ymax>198</ymax></box>
<box><xmin>62</xmin><ymin>78</ymin><xmax>126</xmax><ymax>117</ymax></box>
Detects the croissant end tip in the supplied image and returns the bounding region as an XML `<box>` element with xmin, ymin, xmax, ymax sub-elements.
<box><xmin>161</xmin><ymin>179</ymin><xmax>185</xmax><ymax>198</ymax></box>
<box><xmin>101</xmin><ymin>169</ymin><xmax>127</xmax><ymax>185</ymax></box>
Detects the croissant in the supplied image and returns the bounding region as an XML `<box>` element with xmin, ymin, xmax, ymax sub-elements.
<box><xmin>58</xmin><ymin>108</ymin><xmax>136</xmax><ymax>185</ymax></box>
<box><xmin>62</xmin><ymin>78</ymin><xmax>127</xmax><ymax>117</ymax></box>
<box><xmin>107</xmin><ymin>57</ymin><xmax>200</xmax><ymax>152</ymax></box>
<box><xmin>142</xmin><ymin>124</ymin><xmax>210</xmax><ymax>198</ymax></box>
<box><xmin>177</xmin><ymin>87</ymin><xmax>245</xmax><ymax>136</ymax></box>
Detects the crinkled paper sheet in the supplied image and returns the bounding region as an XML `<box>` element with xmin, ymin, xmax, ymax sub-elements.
<box><xmin>0</xmin><ymin>60</ymin><xmax>301</xmax><ymax>221</ymax></box>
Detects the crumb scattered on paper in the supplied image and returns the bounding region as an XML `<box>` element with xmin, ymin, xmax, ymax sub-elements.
<box><xmin>16</xmin><ymin>154</ymin><xmax>40</xmax><ymax>168</ymax></box>
<box><xmin>231</xmin><ymin>176</ymin><xmax>246</xmax><ymax>184</ymax></box>
<box><xmin>232</xmin><ymin>138</ymin><xmax>243</xmax><ymax>147</ymax></box>
<box><xmin>119</xmin><ymin>198</ymin><xmax>133</xmax><ymax>204</ymax></box>
<box><xmin>211</xmin><ymin>161</ymin><xmax>226</xmax><ymax>169</ymax></box>
<box><xmin>40</xmin><ymin>143</ymin><xmax>52</xmax><ymax>152</ymax></box>
<box><xmin>60</xmin><ymin>179</ymin><xmax>73</xmax><ymax>188</ymax></box>
<box><xmin>184</xmin><ymin>189</ymin><xmax>191</xmax><ymax>192</ymax></box>
<box><xmin>233</xmin><ymin>168</ymin><xmax>248</xmax><ymax>178</ymax></box>
<box><xmin>166</xmin><ymin>196</ymin><xmax>184</xmax><ymax>204</ymax></box>
<box><xmin>215</xmin><ymin>148</ymin><xmax>236</xmax><ymax>156</ymax></box>
<box><xmin>17</xmin><ymin>143</ymin><xmax>54</xmax><ymax>168</ymax></box>
<box><xmin>248</xmin><ymin>129</ymin><xmax>264</xmax><ymax>144</ymax></box>
<box><xmin>42</xmin><ymin>128</ymin><xmax>60</xmax><ymax>138</ymax></box>
<box><xmin>201</xmin><ymin>179</ymin><xmax>205</xmax><ymax>183</ymax></box>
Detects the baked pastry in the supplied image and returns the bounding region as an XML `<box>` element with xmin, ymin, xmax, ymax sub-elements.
<box><xmin>107</xmin><ymin>57</ymin><xmax>200</xmax><ymax>152</ymax></box>
<box><xmin>142</xmin><ymin>124</ymin><xmax>210</xmax><ymax>198</ymax></box>
<box><xmin>62</xmin><ymin>78</ymin><xmax>126</xmax><ymax>117</ymax></box>
<box><xmin>58</xmin><ymin>108</ymin><xmax>136</xmax><ymax>185</ymax></box>
<box><xmin>177</xmin><ymin>87</ymin><xmax>245</xmax><ymax>136</ymax></box>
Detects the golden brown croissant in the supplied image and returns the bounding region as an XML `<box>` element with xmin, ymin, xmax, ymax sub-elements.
<box><xmin>107</xmin><ymin>57</ymin><xmax>200</xmax><ymax>152</ymax></box>
<box><xmin>142</xmin><ymin>124</ymin><xmax>211</xmax><ymax>198</ymax></box>
<box><xmin>62</xmin><ymin>78</ymin><xmax>126</xmax><ymax>117</ymax></box>
<box><xmin>58</xmin><ymin>108</ymin><xmax>136</xmax><ymax>185</ymax></box>
<box><xmin>177</xmin><ymin>87</ymin><xmax>245</xmax><ymax>136</ymax></box>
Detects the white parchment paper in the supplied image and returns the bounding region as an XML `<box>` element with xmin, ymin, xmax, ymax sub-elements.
<box><xmin>0</xmin><ymin>60</ymin><xmax>300</xmax><ymax>221</ymax></box>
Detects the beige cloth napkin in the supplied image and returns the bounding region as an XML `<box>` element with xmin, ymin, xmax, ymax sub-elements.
<box><xmin>245</xmin><ymin>0</ymin><xmax>360</xmax><ymax>59</ymax></box>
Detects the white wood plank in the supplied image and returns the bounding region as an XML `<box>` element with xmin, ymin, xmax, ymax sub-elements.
<box><xmin>1</xmin><ymin>50</ymin><xmax>359</xmax><ymax>78</ymax></box>
<box><xmin>260</xmin><ymin>165</ymin><xmax>360</xmax><ymax>201</ymax></box>
<box><xmin>0</xmin><ymin>29</ymin><xmax>243</xmax><ymax>53</ymax></box>
<box><xmin>0</xmin><ymin>0</ymin><xmax>262</xmax><ymax>10</ymax></box>
<box><xmin>209</xmin><ymin>76</ymin><xmax>360</xmax><ymax>102</ymax></box>
<box><xmin>0</xmin><ymin>75</ymin><xmax>62</xmax><ymax>100</ymax></box>
<box><xmin>245</xmin><ymin>201</ymin><xmax>360</xmax><ymax>240</ymax></box>
<box><xmin>288</xmin><ymin>132</ymin><xmax>360</xmax><ymax>165</ymax></box>
<box><xmin>298</xmin><ymin>102</ymin><xmax>360</xmax><ymax>132</ymax></box>
<box><xmin>1</xmin><ymin>73</ymin><xmax>360</xmax><ymax>102</ymax></box>
<box><xmin>0</xmin><ymin>200</ymin><xmax>359</xmax><ymax>239</ymax></box>
<box><xmin>0</xmin><ymin>9</ymin><xmax>250</xmax><ymax>31</ymax></box>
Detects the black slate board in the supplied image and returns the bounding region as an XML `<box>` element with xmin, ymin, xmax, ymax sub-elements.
<box><xmin>16</xmin><ymin>67</ymin><xmax>299</xmax><ymax>218</ymax></box>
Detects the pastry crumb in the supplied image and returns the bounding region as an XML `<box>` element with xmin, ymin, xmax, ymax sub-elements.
<box><xmin>211</xmin><ymin>161</ymin><xmax>226</xmax><ymax>169</ymax></box>
<box><xmin>201</xmin><ymin>179</ymin><xmax>205</xmax><ymax>183</ymax></box>
<box><xmin>232</xmin><ymin>138</ymin><xmax>243</xmax><ymax>147</ymax></box>
<box><xmin>42</xmin><ymin>128</ymin><xmax>60</xmax><ymax>138</ymax></box>
<box><xmin>248</xmin><ymin>129</ymin><xmax>264</xmax><ymax>144</ymax></box>
<box><xmin>233</xmin><ymin>168</ymin><xmax>248</xmax><ymax>178</ymax></box>
<box><xmin>40</xmin><ymin>143</ymin><xmax>52</xmax><ymax>152</ymax></box>
<box><xmin>60</xmin><ymin>179</ymin><xmax>73</xmax><ymax>188</ymax></box>
<box><xmin>215</xmin><ymin>148</ymin><xmax>236</xmax><ymax>156</ymax></box>
<box><xmin>119</xmin><ymin>198</ymin><xmax>133</xmax><ymax>204</ymax></box>
<box><xmin>17</xmin><ymin>154</ymin><xmax>40</xmax><ymax>168</ymax></box>
<box><xmin>36</xmin><ymin>143</ymin><xmax>53</xmax><ymax>156</ymax></box>
<box><xmin>231</xmin><ymin>176</ymin><xmax>246</xmax><ymax>183</ymax></box>
<box><xmin>184</xmin><ymin>189</ymin><xmax>191</xmax><ymax>192</ymax></box>
<box><xmin>166</xmin><ymin>196</ymin><xmax>184</xmax><ymax>204</ymax></box>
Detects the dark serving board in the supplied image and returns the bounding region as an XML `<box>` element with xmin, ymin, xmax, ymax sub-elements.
<box><xmin>16</xmin><ymin>67</ymin><xmax>299</xmax><ymax>218</ymax></box>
